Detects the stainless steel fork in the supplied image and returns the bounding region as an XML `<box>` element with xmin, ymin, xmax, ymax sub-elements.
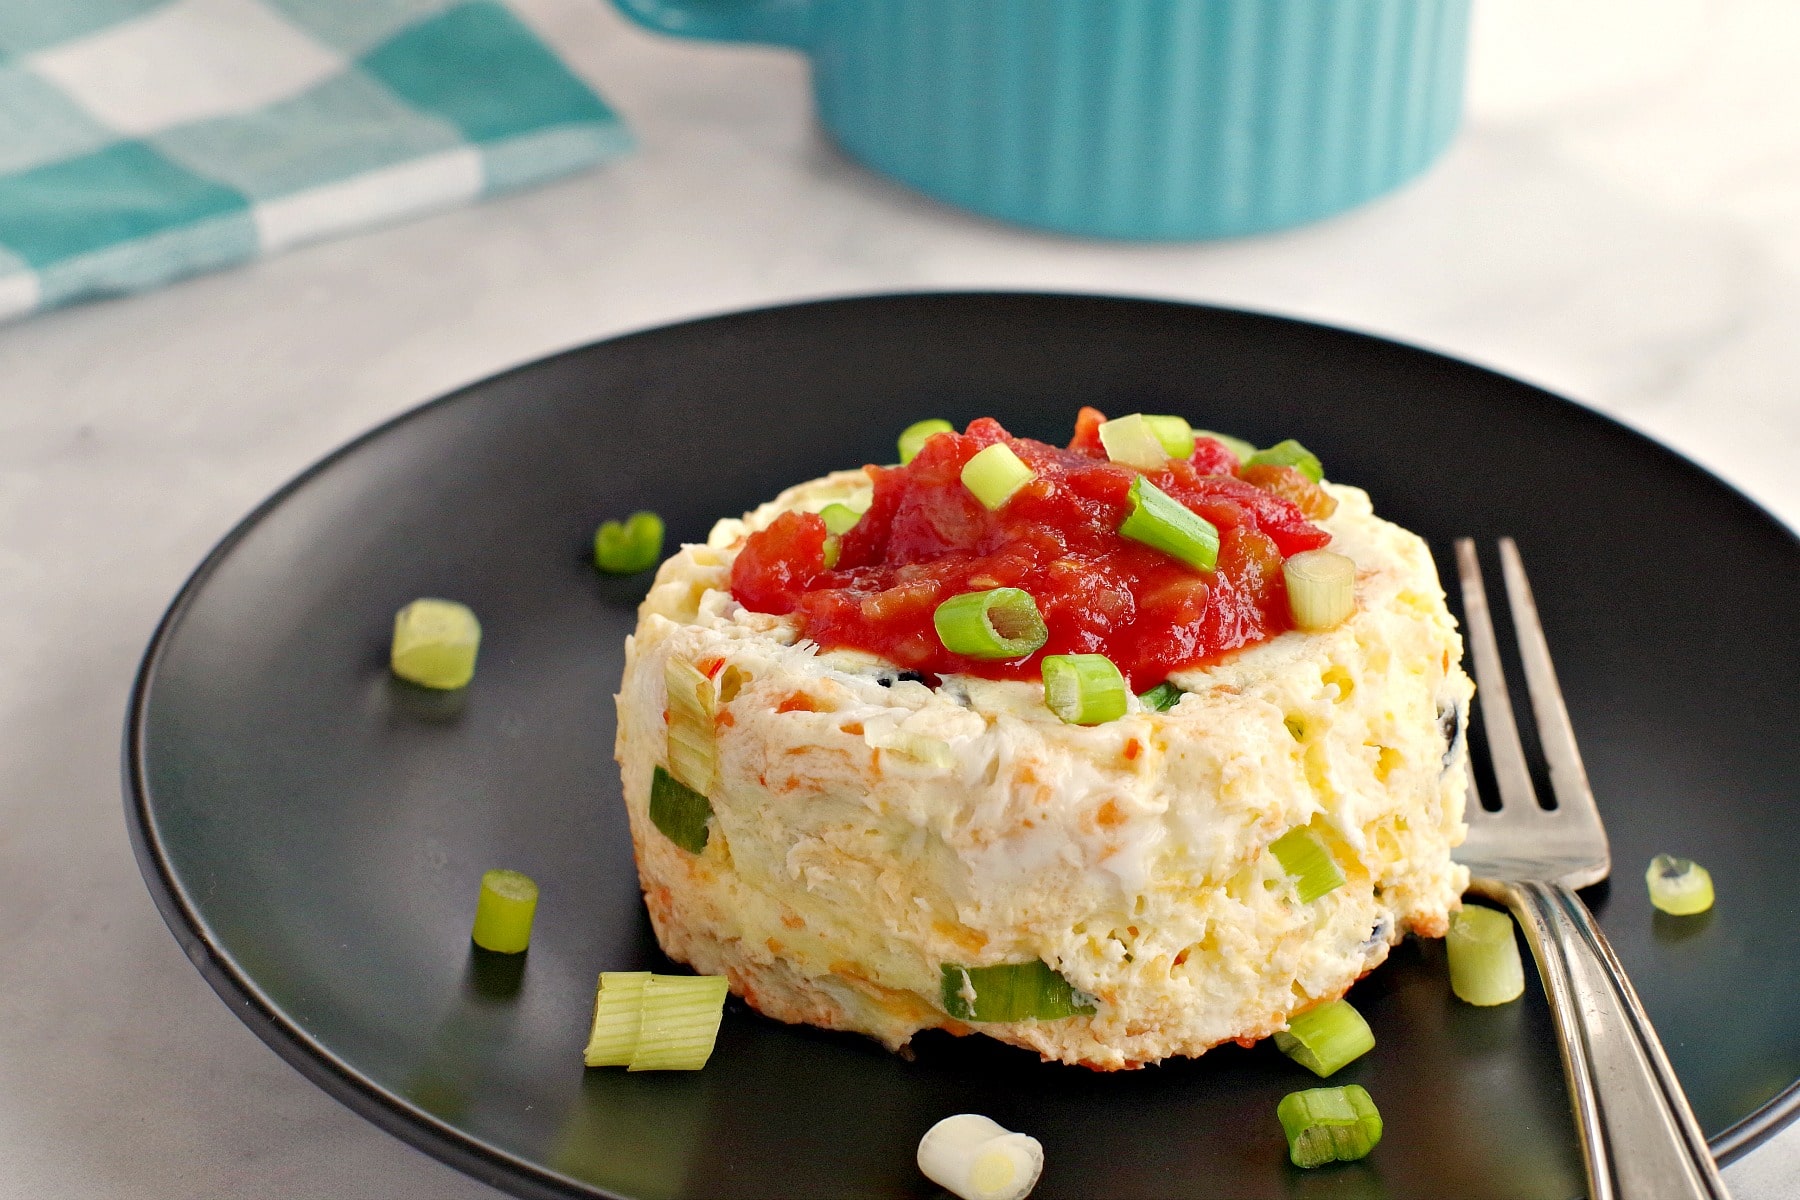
<box><xmin>1453</xmin><ymin>537</ymin><xmax>1729</xmax><ymax>1200</ymax></box>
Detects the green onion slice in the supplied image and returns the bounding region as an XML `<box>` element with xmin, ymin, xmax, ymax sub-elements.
<box><xmin>1646</xmin><ymin>854</ymin><xmax>1715</xmax><ymax>916</ymax></box>
<box><xmin>1194</xmin><ymin>429</ymin><xmax>1258</xmax><ymax>463</ymax></box>
<box><xmin>899</xmin><ymin>418</ymin><xmax>954</xmax><ymax>464</ymax></box>
<box><xmin>1143</xmin><ymin>414</ymin><xmax>1197</xmax><ymax>460</ymax></box>
<box><xmin>1277</xmin><ymin>1085</ymin><xmax>1383</xmax><ymax>1169</ymax></box>
<box><xmin>664</xmin><ymin>656</ymin><xmax>718</xmax><ymax>797</ymax></box>
<box><xmin>1284</xmin><ymin>550</ymin><xmax>1356</xmax><ymax>631</ymax></box>
<box><xmin>1118</xmin><ymin>476</ymin><xmax>1220</xmax><ymax>572</ymax></box>
<box><xmin>594</xmin><ymin>510</ymin><xmax>665</xmax><ymax>575</ymax></box>
<box><xmin>933</xmin><ymin>588</ymin><xmax>1048</xmax><ymax>660</ymax></box>
<box><xmin>1098</xmin><ymin>413</ymin><xmax>1171</xmax><ymax>469</ymax></box>
<box><xmin>1275</xmin><ymin>999</ymin><xmax>1375</xmax><ymax>1077</ymax></box>
<box><xmin>961</xmin><ymin>443</ymin><xmax>1036</xmax><ymax>510</ymax></box>
<box><xmin>1042</xmin><ymin>653</ymin><xmax>1128</xmax><ymax>725</ymax></box>
<box><xmin>940</xmin><ymin>961</ymin><xmax>1097</xmax><ymax>1022</ymax></box>
<box><xmin>649</xmin><ymin>765</ymin><xmax>712</xmax><ymax>854</ymax></box>
<box><xmin>584</xmin><ymin>971</ymin><xmax>651</xmax><ymax>1067</ymax></box>
<box><xmin>1270</xmin><ymin>827</ymin><xmax>1345</xmax><ymax>903</ymax></box>
<box><xmin>1138</xmin><ymin>681</ymin><xmax>1184</xmax><ymax>712</ymax></box>
<box><xmin>818</xmin><ymin>502</ymin><xmax>865</xmax><ymax>536</ymax></box>
<box><xmin>470</xmin><ymin>868</ymin><xmax>538</xmax><ymax>954</ymax></box>
<box><xmin>1447</xmin><ymin>904</ymin><xmax>1525</xmax><ymax>1005</ymax></box>
<box><xmin>1246</xmin><ymin>438</ymin><xmax>1325</xmax><ymax>483</ymax></box>
<box><xmin>391</xmin><ymin>598</ymin><xmax>481</xmax><ymax>690</ymax></box>
<box><xmin>628</xmin><ymin>974</ymin><xmax>731</xmax><ymax>1071</ymax></box>
<box><xmin>916</xmin><ymin>1114</ymin><xmax>1045</xmax><ymax>1200</ymax></box>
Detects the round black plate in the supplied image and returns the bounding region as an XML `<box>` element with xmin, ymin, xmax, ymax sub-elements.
<box><xmin>126</xmin><ymin>294</ymin><xmax>1800</xmax><ymax>1200</ymax></box>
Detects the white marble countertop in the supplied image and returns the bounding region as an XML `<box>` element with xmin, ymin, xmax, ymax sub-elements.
<box><xmin>2</xmin><ymin>1</ymin><xmax>1796</xmax><ymax>1196</ymax></box>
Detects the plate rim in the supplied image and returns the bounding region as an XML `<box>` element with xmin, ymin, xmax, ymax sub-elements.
<box><xmin>120</xmin><ymin>290</ymin><xmax>1800</xmax><ymax>1197</ymax></box>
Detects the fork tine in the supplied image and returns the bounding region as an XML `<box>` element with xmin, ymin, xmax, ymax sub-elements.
<box><xmin>1498</xmin><ymin>539</ymin><xmax>1602</xmax><ymax>825</ymax></box>
<box><xmin>1455</xmin><ymin>538</ymin><xmax>1540</xmax><ymax>812</ymax></box>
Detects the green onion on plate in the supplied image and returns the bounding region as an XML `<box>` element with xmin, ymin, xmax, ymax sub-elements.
<box><xmin>1277</xmin><ymin>1084</ymin><xmax>1383</xmax><ymax>1168</ymax></box>
<box><xmin>1275</xmin><ymin>999</ymin><xmax>1375</xmax><ymax>1077</ymax></box>
<box><xmin>649</xmin><ymin>765</ymin><xmax>712</xmax><ymax>855</ymax></box>
<box><xmin>1283</xmin><ymin>550</ymin><xmax>1356</xmax><ymax>631</ymax></box>
<box><xmin>594</xmin><ymin>510</ymin><xmax>665</xmax><ymax>574</ymax></box>
<box><xmin>1646</xmin><ymin>854</ymin><xmax>1715</xmax><ymax>916</ymax></box>
<box><xmin>1042</xmin><ymin>653</ymin><xmax>1128</xmax><ymax>725</ymax></box>
<box><xmin>1143</xmin><ymin>414</ymin><xmax>1196</xmax><ymax>460</ymax></box>
<box><xmin>940</xmin><ymin>960</ymin><xmax>1096</xmax><ymax>1022</ymax></box>
<box><xmin>628</xmin><ymin>974</ymin><xmax>732</xmax><ymax>1071</ymax></box>
<box><xmin>1118</xmin><ymin>475</ymin><xmax>1219</xmax><ymax>572</ymax></box>
<box><xmin>899</xmin><ymin>418</ymin><xmax>954</xmax><ymax>464</ymax></box>
<box><xmin>1098</xmin><ymin>413</ymin><xmax>1170</xmax><ymax>469</ymax></box>
<box><xmin>1246</xmin><ymin>438</ymin><xmax>1325</xmax><ymax>483</ymax></box>
<box><xmin>933</xmin><ymin>588</ymin><xmax>1048</xmax><ymax>660</ymax></box>
<box><xmin>917</xmin><ymin>1114</ymin><xmax>1045</xmax><ymax>1200</ymax></box>
<box><xmin>584</xmin><ymin>971</ymin><xmax>651</xmax><ymax>1067</ymax></box>
<box><xmin>961</xmin><ymin>443</ymin><xmax>1035</xmax><ymax>510</ymax></box>
<box><xmin>470</xmin><ymin>868</ymin><xmax>538</xmax><ymax>954</ymax></box>
<box><xmin>1269</xmin><ymin>827</ymin><xmax>1345</xmax><ymax>903</ymax></box>
<box><xmin>391</xmin><ymin>598</ymin><xmax>481</xmax><ymax>690</ymax></box>
<box><xmin>1447</xmin><ymin>904</ymin><xmax>1525</xmax><ymax>1006</ymax></box>
<box><xmin>1138</xmin><ymin>681</ymin><xmax>1185</xmax><ymax>712</ymax></box>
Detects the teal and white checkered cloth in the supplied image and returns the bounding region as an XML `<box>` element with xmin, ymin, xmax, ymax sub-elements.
<box><xmin>0</xmin><ymin>0</ymin><xmax>630</xmax><ymax>322</ymax></box>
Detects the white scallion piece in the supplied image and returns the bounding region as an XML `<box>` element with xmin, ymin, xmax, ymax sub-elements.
<box><xmin>1283</xmin><ymin>550</ymin><xmax>1356</xmax><ymax>631</ymax></box>
<box><xmin>1097</xmin><ymin>413</ymin><xmax>1170</xmax><ymax>470</ymax></box>
<box><xmin>1447</xmin><ymin>904</ymin><xmax>1526</xmax><ymax>1006</ymax></box>
<box><xmin>917</xmin><ymin>1114</ymin><xmax>1044</xmax><ymax>1200</ymax></box>
<box><xmin>584</xmin><ymin>971</ymin><xmax>650</xmax><ymax>1067</ymax></box>
<box><xmin>1646</xmin><ymin>854</ymin><xmax>1715</xmax><ymax>915</ymax></box>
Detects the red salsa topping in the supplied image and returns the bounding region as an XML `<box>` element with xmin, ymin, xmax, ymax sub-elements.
<box><xmin>729</xmin><ymin>410</ymin><xmax>1334</xmax><ymax>688</ymax></box>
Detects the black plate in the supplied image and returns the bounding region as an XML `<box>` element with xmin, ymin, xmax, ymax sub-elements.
<box><xmin>126</xmin><ymin>294</ymin><xmax>1800</xmax><ymax>1200</ymax></box>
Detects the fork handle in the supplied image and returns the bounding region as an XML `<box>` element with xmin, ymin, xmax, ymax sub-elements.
<box><xmin>1471</xmin><ymin>879</ymin><xmax>1731</xmax><ymax>1200</ymax></box>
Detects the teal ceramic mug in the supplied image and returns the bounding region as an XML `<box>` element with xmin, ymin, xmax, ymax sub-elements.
<box><xmin>611</xmin><ymin>0</ymin><xmax>1472</xmax><ymax>240</ymax></box>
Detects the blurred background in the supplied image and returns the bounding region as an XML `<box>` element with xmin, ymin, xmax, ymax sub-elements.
<box><xmin>2</xmin><ymin>0</ymin><xmax>1797</xmax><ymax>1197</ymax></box>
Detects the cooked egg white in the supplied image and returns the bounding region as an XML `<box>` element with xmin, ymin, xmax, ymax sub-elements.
<box><xmin>615</xmin><ymin>471</ymin><xmax>1472</xmax><ymax>1069</ymax></box>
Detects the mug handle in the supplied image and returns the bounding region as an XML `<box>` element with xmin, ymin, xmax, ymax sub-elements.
<box><xmin>610</xmin><ymin>0</ymin><xmax>813</xmax><ymax>49</ymax></box>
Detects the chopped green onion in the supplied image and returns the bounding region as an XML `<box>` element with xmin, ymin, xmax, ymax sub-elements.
<box><xmin>1275</xmin><ymin>1000</ymin><xmax>1375</xmax><ymax>1077</ymax></box>
<box><xmin>664</xmin><ymin>656</ymin><xmax>717</xmax><ymax>797</ymax></box>
<box><xmin>818</xmin><ymin>502</ymin><xmax>864</xmax><ymax>536</ymax></box>
<box><xmin>1646</xmin><ymin>854</ymin><xmax>1715</xmax><ymax>916</ymax></box>
<box><xmin>1143</xmin><ymin>414</ymin><xmax>1196</xmax><ymax>460</ymax></box>
<box><xmin>933</xmin><ymin>588</ymin><xmax>1048</xmax><ymax>660</ymax></box>
<box><xmin>961</xmin><ymin>443</ymin><xmax>1035</xmax><ymax>510</ymax></box>
<box><xmin>1270</xmin><ymin>827</ymin><xmax>1345</xmax><ymax>903</ymax></box>
<box><xmin>940</xmin><ymin>960</ymin><xmax>1096</xmax><ymax>1022</ymax></box>
<box><xmin>1277</xmin><ymin>1085</ymin><xmax>1383</xmax><ymax>1168</ymax></box>
<box><xmin>1098</xmin><ymin>413</ymin><xmax>1170</xmax><ymax>469</ymax></box>
<box><xmin>594</xmin><ymin>510</ymin><xmax>665</xmax><ymax>574</ymax></box>
<box><xmin>1447</xmin><ymin>904</ymin><xmax>1525</xmax><ymax>1006</ymax></box>
<box><xmin>584</xmin><ymin>971</ymin><xmax>650</xmax><ymax>1066</ymax></box>
<box><xmin>899</xmin><ymin>418</ymin><xmax>955</xmax><ymax>464</ymax></box>
<box><xmin>391</xmin><ymin>598</ymin><xmax>481</xmax><ymax>690</ymax></box>
<box><xmin>1042</xmin><ymin>654</ymin><xmax>1128</xmax><ymax>725</ymax></box>
<box><xmin>470</xmin><ymin>868</ymin><xmax>538</xmax><ymax>954</ymax></box>
<box><xmin>821</xmin><ymin>536</ymin><xmax>842</xmax><ymax>570</ymax></box>
<box><xmin>628</xmin><ymin>974</ymin><xmax>731</xmax><ymax>1071</ymax></box>
<box><xmin>1246</xmin><ymin>438</ymin><xmax>1324</xmax><ymax>484</ymax></box>
<box><xmin>1194</xmin><ymin>429</ymin><xmax>1258</xmax><ymax>463</ymax></box>
<box><xmin>649</xmin><ymin>765</ymin><xmax>712</xmax><ymax>854</ymax></box>
<box><xmin>917</xmin><ymin>1114</ymin><xmax>1045</xmax><ymax>1200</ymax></box>
<box><xmin>1138</xmin><ymin>681</ymin><xmax>1184</xmax><ymax>712</ymax></box>
<box><xmin>1118</xmin><ymin>476</ymin><xmax>1220</xmax><ymax>572</ymax></box>
<box><xmin>1284</xmin><ymin>550</ymin><xmax>1356</xmax><ymax>631</ymax></box>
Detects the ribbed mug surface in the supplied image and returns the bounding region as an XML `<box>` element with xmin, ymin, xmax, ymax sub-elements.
<box><xmin>615</xmin><ymin>0</ymin><xmax>1472</xmax><ymax>240</ymax></box>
